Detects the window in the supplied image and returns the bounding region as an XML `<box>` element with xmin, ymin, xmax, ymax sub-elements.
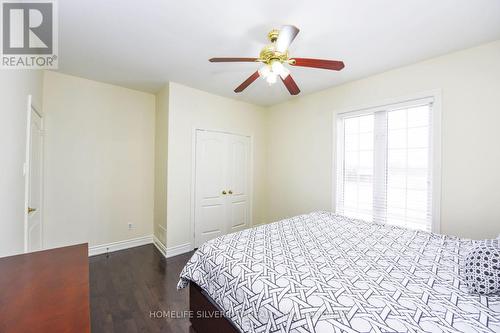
<box><xmin>335</xmin><ymin>96</ymin><xmax>440</xmax><ymax>232</ymax></box>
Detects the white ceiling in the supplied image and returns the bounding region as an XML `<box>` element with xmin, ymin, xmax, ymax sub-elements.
<box><xmin>58</xmin><ymin>0</ymin><xmax>500</xmax><ymax>106</ymax></box>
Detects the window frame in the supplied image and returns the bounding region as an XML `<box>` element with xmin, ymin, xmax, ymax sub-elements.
<box><xmin>333</xmin><ymin>91</ymin><xmax>442</xmax><ymax>233</ymax></box>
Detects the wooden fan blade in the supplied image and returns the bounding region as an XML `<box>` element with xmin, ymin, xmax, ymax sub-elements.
<box><xmin>290</xmin><ymin>58</ymin><xmax>345</xmax><ymax>71</ymax></box>
<box><xmin>209</xmin><ymin>57</ymin><xmax>258</xmax><ymax>63</ymax></box>
<box><xmin>234</xmin><ymin>71</ymin><xmax>260</xmax><ymax>93</ymax></box>
<box><xmin>276</xmin><ymin>25</ymin><xmax>300</xmax><ymax>53</ymax></box>
<box><xmin>281</xmin><ymin>75</ymin><xmax>300</xmax><ymax>95</ymax></box>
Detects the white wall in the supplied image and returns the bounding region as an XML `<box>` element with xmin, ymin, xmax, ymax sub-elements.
<box><xmin>0</xmin><ymin>71</ymin><xmax>43</xmax><ymax>257</ymax></box>
<box><xmin>3</xmin><ymin>41</ymin><xmax>498</xmax><ymax>258</ymax></box>
<box><xmin>267</xmin><ymin>40</ymin><xmax>500</xmax><ymax>239</ymax></box>
<box><xmin>166</xmin><ymin>82</ymin><xmax>268</xmax><ymax>248</ymax></box>
<box><xmin>42</xmin><ymin>71</ymin><xmax>155</xmax><ymax>249</ymax></box>
<box><xmin>154</xmin><ymin>84</ymin><xmax>169</xmax><ymax>247</ymax></box>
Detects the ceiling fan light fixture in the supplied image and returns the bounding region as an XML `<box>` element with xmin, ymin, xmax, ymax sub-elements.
<box><xmin>266</xmin><ymin>72</ymin><xmax>277</xmax><ymax>85</ymax></box>
<box><xmin>275</xmin><ymin>63</ymin><xmax>290</xmax><ymax>79</ymax></box>
<box><xmin>258</xmin><ymin>65</ymin><xmax>271</xmax><ymax>78</ymax></box>
<box><xmin>271</xmin><ymin>61</ymin><xmax>285</xmax><ymax>75</ymax></box>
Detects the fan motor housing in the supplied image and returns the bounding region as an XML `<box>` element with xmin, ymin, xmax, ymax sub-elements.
<box><xmin>259</xmin><ymin>45</ymin><xmax>289</xmax><ymax>65</ymax></box>
<box><xmin>257</xmin><ymin>29</ymin><xmax>290</xmax><ymax>65</ymax></box>
<box><xmin>267</xmin><ymin>29</ymin><xmax>280</xmax><ymax>42</ymax></box>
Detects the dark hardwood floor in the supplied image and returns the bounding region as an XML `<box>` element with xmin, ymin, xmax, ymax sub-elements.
<box><xmin>89</xmin><ymin>244</ymin><xmax>195</xmax><ymax>333</ymax></box>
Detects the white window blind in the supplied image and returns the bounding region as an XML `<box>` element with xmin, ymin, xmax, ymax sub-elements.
<box><xmin>336</xmin><ymin>98</ymin><xmax>436</xmax><ymax>232</ymax></box>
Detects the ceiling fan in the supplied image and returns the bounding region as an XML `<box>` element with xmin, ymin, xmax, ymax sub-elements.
<box><xmin>209</xmin><ymin>25</ymin><xmax>345</xmax><ymax>95</ymax></box>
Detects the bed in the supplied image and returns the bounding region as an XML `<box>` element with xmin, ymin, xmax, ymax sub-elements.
<box><xmin>178</xmin><ymin>211</ymin><xmax>500</xmax><ymax>332</ymax></box>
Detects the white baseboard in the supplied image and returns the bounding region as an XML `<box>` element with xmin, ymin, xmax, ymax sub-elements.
<box><xmin>88</xmin><ymin>235</ymin><xmax>153</xmax><ymax>256</ymax></box>
<box><xmin>165</xmin><ymin>242</ymin><xmax>192</xmax><ymax>258</ymax></box>
<box><xmin>153</xmin><ymin>237</ymin><xmax>191</xmax><ymax>258</ymax></box>
<box><xmin>154</xmin><ymin>237</ymin><xmax>191</xmax><ymax>258</ymax></box>
<box><xmin>153</xmin><ymin>235</ymin><xmax>167</xmax><ymax>256</ymax></box>
<box><xmin>88</xmin><ymin>234</ymin><xmax>192</xmax><ymax>258</ymax></box>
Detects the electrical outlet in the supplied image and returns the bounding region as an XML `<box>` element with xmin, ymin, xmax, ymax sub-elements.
<box><xmin>128</xmin><ymin>223</ymin><xmax>133</xmax><ymax>230</ymax></box>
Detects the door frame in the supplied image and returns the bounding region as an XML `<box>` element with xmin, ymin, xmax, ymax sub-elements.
<box><xmin>190</xmin><ymin>127</ymin><xmax>254</xmax><ymax>250</ymax></box>
<box><xmin>24</xmin><ymin>95</ymin><xmax>44</xmax><ymax>253</ymax></box>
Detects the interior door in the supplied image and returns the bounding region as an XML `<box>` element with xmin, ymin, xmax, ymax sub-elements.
<box><xmin>194</xmin><ymin>130</ymin><xmax>228</xmax><ymax>247</ymax></box>
<box><xmin>194</xmin><ymin>130</ymin><xmax>251</xmax><ymax>247</ymax></box>
<box><xmin>226</xmin><ymin>134</ymin><xmax>250</xmax><ymax>233</ymax></box>
<box><xmin>26</xmin><ymin>107</ymin><xmax>43</xmax><ymax>252</ymax></box>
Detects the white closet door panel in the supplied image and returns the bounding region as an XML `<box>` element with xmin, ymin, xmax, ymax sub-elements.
<box><xmin>194</xmin><ymin>131</ymin><xmax>228</xmax><ymax>246</ymax></box>
<box><xmin>228</xmin><ymin>201</ymin><xmax>248</xmax><ymax>231</ymax></box>
<box><xmin>227</xmin><ymin>135</ymin><xmax>250</xmax><ymax>233</ymax></box>
<box><xmin>27</xmin><ymin>110</ymin><xmax>43</xmax><ymax>252</ymax></box>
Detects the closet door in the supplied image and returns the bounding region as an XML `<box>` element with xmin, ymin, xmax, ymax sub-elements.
<box><xmin>194</xmin><ymin>130</ymin><xmax>251</xmax><ymax>247</ymax></box>
<box><xmin>194</xmin><ymin>130</ymin><xmax>228</xmax><ymax>247</ymax></box>
<box><xmin>226</xmin><ymin>134</ymin><xmax>250</xmax><ymax>234</ymax></box>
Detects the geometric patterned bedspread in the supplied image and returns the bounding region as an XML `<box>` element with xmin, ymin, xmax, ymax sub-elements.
<box><xmin>178</xmin><ymin>211</ymin><xmax>500</xmax><ymax>332</ymax></box>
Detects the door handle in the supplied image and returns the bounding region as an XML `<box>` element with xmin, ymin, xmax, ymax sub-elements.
<box><xmin>222</xmin><ymin>190</ymin><xmax>227</xmax><ymax>195</ymax></box>
<box><xmin>28</xmin><ymin>207</ymin><xmax>37</xmax><ymax>214</ymax></box>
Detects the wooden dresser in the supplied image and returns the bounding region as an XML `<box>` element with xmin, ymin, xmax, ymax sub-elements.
<box><xmin>0</xmin><ymin>244</ymin><xmax>91</xmax><ymax>333</ymax></box>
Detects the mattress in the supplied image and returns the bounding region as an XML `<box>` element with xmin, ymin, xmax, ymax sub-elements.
<box><xmin>178</xmin><ymin>211</ymin><xmax>500</xmax><ymax>332</ymax></box>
